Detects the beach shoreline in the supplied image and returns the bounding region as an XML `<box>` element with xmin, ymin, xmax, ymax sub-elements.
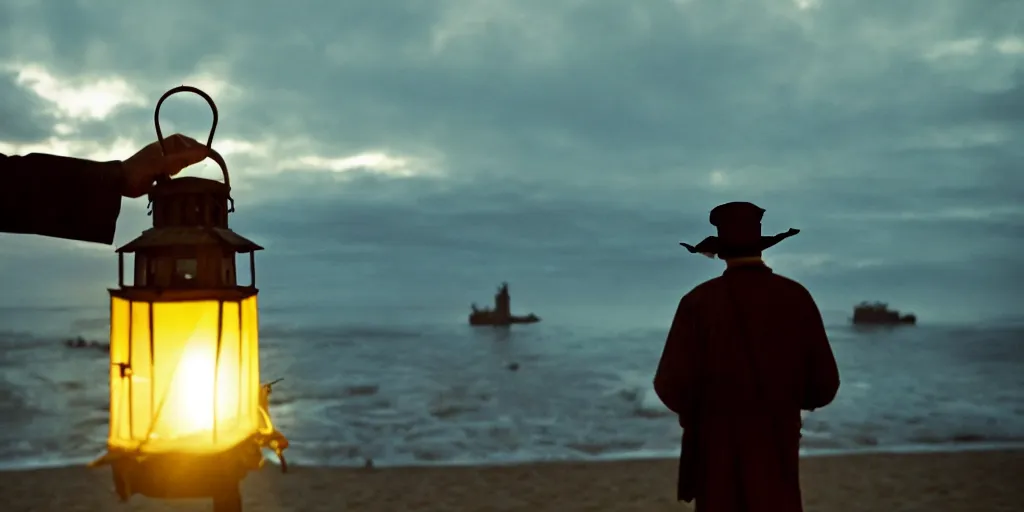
<box><xmin>3</xmin><ymin>439</ymin><xmax>1024</xmax><ymax>473</ymax></box>
<box><xmin>4</xmin><ymin>319</ymin><xmax>1021</xmax><ymax>480</ymax></box>
<box><xmin>1</xmin><ymin>448</ymin><xmax>1021</xmax><ymax>511</ymax></box>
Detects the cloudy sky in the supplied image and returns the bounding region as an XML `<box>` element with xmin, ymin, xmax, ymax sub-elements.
<box><xmin>0</xmin><ymin>0</ymin><xmax>1021</xmax><ymax>326</ymax></box>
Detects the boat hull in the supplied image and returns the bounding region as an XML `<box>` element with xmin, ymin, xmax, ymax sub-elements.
<box><xmin>468</xmin><ymin>314</ymin><xmax>540</xmax><ymax>327</ymax></box>
<box><xmin>851</xmin><ymin>314</ymin><xmax>916</xmax><ymax>326</ymax></box>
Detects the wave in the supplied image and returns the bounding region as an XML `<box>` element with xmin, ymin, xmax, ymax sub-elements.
<box><xmin>3</xmin><ymin>438</ymin><xmax>1024</xmax><ymax>473</ymax></box>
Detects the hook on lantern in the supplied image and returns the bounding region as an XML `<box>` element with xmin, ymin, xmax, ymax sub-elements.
<box><xmin>206</xmin><ymin>148</ymin><xmax>235</xmax><ymax>212</ymax></box>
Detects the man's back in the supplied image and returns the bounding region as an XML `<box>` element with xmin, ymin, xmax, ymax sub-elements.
<box><xmin>654</xmin><ymin>262</ymin><xmax>840</xmax><ymax>512</ymax></box>
<box><xmin>684</xmin><ymin>264</ymin><xmax>839</xmax><ymax>417</ymax></box>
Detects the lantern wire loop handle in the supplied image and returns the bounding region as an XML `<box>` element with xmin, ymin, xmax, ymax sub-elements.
<box><xmin>154</xmin><ymin>85</ymin><xmax>218</xmax><ymax>152</ymax></box>
<box><xmin>152</xmin><ymin>85</ymin><xmax>233</xmax><ymax>192</ymax></box>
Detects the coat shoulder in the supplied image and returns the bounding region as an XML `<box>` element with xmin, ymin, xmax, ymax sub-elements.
<box><xmin>765</xmin><ymin>271</ymin><xmax>817</xmax><ymax>301</ymax></box>
<box><xmin>681</xmin><ymin>276</ymin><xmax>723</xmax><ymax>303</ymax></box>
<box><xmin>682</xmin><ymin>269</ymin><xmax>818</xmax><ymax>306</ymax></box>
<box><xmin>692</xmin><ymin>269</ymin><xmax>817</xmax><ymax>302</ymax></box>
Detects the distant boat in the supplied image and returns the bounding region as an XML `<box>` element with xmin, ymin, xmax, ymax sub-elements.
<box><xmin>852</xmin><ymin>301</ymin><xmax>916</xmax><ymax>326</ymax></box>
<box><xmin>468</xmin><ymin>282</ymin><xmax>541</xmax><ymax>327</ymax></box>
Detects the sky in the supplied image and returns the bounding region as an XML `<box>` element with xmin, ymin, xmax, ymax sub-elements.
<box><xmin>0</xmin><ymin>0</ymin><xmax>1022</xmax><ymax>327</ymax></box>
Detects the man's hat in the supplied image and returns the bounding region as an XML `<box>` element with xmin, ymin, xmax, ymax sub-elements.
<box><xmin>679</xmin><ymin>201</ymin><xmax>799</xmax><ymax>259</ymax></box>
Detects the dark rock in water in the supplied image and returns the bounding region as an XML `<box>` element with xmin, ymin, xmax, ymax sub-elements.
<box><xmin>852</xmin><ymin>434</ymin><xmax>879</xmax><ymax>446</ymax></box>
<box><xmin>65</xmin><ymin>336</ymin><xmax>89</xmax><ymax>348</ymax></box>
<box><xmin>342</xmin><ymin>385</ymin><xmax>379</xmax><ymax>397</ymax></box>
<box><xmin>952</xmin><ymin>433</ymin><xmax>985</xmax><ymax>443</ymax></box>
<box><xmin>64</xmin><ymin>336</ymin><xmax>110</xmax><ymax>352</ymax></box>
<box><xmin>507</xmin><ymin>362</ymin><xmax>520</xmax><ymax>371</ymax></box>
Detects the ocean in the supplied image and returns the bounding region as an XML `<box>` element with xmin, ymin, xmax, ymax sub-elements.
<box><xmin>0</xmin><ymin>302</ymin><xmax>1022</xmax><ymax>471</ymax></box>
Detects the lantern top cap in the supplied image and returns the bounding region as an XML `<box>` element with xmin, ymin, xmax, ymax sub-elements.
<box><xmin>116</xmin><ymin>226</ymin><xmax>263</xmax><ymax>254</ymax></box>
<box><xmin>149</xmin><ymin>176</ymin><xmax>229</xmax><ymax>198</ymax></box>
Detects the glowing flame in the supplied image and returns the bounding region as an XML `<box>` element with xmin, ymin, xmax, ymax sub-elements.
<box><xmin>169</xmin><ymin>342</ymin><xmax>217</xmax><ymax>435</ymax></box>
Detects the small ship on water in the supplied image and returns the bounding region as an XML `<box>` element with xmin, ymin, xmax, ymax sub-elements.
<box><xmin>469</xmin><ymin>282</ymin><xmax>540</xmax><ymax>327</ymax></box>
<box><xmin>852</xmin><ymin>301</ymin><xmax>917</xmax><ymax>326</ymax></box>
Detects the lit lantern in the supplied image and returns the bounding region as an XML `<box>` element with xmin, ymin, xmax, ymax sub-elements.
<box><xmin>90</xmin><ymin>86</ymin><xmax>289</xmax><ymax>512</ymax></box>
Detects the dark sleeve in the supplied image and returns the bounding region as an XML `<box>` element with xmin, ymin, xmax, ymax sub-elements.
<box><xmin>800</xmin><ymin>292</ymin><xmax>840</xmax><ymax>410</ymax></box>
<box><xmin>0</xmin><ymin>152</ymin><xmax>124</xmax><ymax>244</ymax></box>
<box><xmin>653</xmin><ymin>295</ymin><xmax>700</xmax><ymax>424</ymax></box>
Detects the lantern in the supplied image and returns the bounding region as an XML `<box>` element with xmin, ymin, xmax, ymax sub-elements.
<box><xmin>90</xmin><ymin>86</ymin><xmax>289</xmax><ymax>512</ymax></box>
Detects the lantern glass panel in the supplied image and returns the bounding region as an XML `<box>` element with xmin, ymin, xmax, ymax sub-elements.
<box><xmin>107</xmin><ymin>295</ymin><xmax>261</xmax><ymax>455</ymax></box>
<box><xmin>108</xmin><ymin>297</ymin><xmax>131</xmax><ymax>449</ymax></box>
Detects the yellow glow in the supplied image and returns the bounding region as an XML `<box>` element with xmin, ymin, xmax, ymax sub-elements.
<box><xmin>108</xmin><ymin>295</ymin><xmax>261</xmax><ymax>454</ymax></box>
<box><xmin>169</xmin><ymin>341</ymin><xmax>216</xmax><ymax>435</ymax></box>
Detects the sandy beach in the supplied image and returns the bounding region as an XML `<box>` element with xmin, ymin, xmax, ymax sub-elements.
<box><xmin>0</xmin><ymin>449</ymin><xmax>1020</xmax><ymax>511</ymax></box>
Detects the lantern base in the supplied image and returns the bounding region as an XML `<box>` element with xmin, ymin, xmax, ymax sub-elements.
<box><xmin>213</xmin><ymin>488</ymin><xmax>243</xmax><ymax>512</ymax></box>
<box><xmin>104</xmin><ymin>439</ymin><xmax>263</xmax><ymax>502</ymax></box>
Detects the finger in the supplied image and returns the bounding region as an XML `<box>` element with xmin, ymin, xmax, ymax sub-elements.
<box><xmin>162</xmin><ymin>133</ymin><xmax>205</xmax><ymax>153</ymax></box>
<box><xmin>166</xmin><ymin>134</ymin><xmax>210</xmax><ymax>170</ymax></box>
<box><xmin>176</xmin><ymin>145</ymin><xmax>210</xmax><ymax>167</ymax></box>
<box><xmin>163</xmin><ymin>147</ymin><xmax>210</xmax><ymax>175</ymax></box>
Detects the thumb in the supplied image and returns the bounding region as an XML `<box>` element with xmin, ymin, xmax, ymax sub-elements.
<box><xmin>163</xmin><ymin>146</ymin><xmax>210</xmax><ymax>175</ymax></box>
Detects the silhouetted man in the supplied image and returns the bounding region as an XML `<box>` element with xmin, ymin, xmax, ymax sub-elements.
<box><xmin>0</xmin><ymin>134</ymin><xmax>208</xmax><ymax>244</ymax></box>
<box><xmin>654</xmin><ymin>201</ymin><xmax>840</xmax><ymax>512</ymax></box>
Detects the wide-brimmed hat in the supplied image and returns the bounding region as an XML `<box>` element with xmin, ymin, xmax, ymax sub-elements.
<box><xmin>679</xmin><ymin>201</ymin><xmax>799</xmax><ymax>259</ymax></box>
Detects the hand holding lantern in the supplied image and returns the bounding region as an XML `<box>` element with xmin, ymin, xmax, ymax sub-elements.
<box><xmin>90</xmin><ymin>85</ymin><xmax>288</xmax><ymax>512</ymax></box>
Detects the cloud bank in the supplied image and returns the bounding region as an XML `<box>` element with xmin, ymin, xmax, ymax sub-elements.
<box><xmin>1</xmin><ymin>0</ymin><xmax>1021</xmax><ymax>324</ymax></box>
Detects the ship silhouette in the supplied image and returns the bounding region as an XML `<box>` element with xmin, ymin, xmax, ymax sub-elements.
<box><xmin>852</xmin><ymin>301</ymin><xmax>917</xmax><ymax>326</ymax></box>
<box><xmin>468</xmin><ymin>282</ymin><xmax>540</xmax><ymax>327</ymax></box>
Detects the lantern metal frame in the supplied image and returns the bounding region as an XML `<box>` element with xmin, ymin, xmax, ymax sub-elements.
<box><xmin>89</xmin><ymin>86</ymin><xmax>289</xmax><ymax>512</ymax></box>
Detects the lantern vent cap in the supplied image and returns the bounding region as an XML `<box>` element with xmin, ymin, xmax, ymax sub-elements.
<box><xmin>116</xmin><ymin>227</ymin><xmax>263</xmax><ymax>253</ymax></box>
<box><xmin>148</xmin><ymin>176</ymin><xmax>230</xmax><ymax>198</ymax></box>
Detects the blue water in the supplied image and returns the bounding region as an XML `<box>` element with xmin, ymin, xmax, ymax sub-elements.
<box><xmin>0</xmin><ymin>304</ymin><xmax>1022</xmax><ymax>470</ymax></box>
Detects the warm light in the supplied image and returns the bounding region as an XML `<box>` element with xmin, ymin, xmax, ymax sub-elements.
<box><xmin>108</xmin><ymin>295</ymin><xmax>261</xmax><ymax>455</ymax></box>
<box><xmin>169</xmin><ymin>342</ymin><xmax>216</xmax><ymax>436</ymax></box>
<box><xmin>93</xmin><ymin>85</ymin><xmax>287</xmax><ymax>505</ymax></box>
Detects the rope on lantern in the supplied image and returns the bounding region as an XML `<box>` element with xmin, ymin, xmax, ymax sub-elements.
<box><xmin>255</xmin><ymin>378</ymin><xmax>290</xmax><ymax>473</ymax></box>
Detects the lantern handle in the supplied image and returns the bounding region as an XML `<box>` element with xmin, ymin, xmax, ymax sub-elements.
<box><xmin>205</xmin><ymin>147</ymin><xmax>232</xmax><ymax>189</ymax></box>
<box><xmin>152</xmin><ymin>85</ymin><xmax>232</xmax><ymax>189</ymax></box>
<box><xmin>154</xmin><ymin>85</ymin><xmax>218</xmax><ymax>152</ymax></box>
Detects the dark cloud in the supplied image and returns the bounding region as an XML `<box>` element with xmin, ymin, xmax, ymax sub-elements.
<box><xmin>0</xmin><ymin>71</ymin><xmax>54</xmax><ymax>142</ymax></box>
<box><xmin>0</xmin><ymin>0</ymin><xmax>1021</xmax><ymax>322</ymax></box>
<box><xmin>977</xmin><ymin>74</ymin><xmax>1024</xmax><ymax>124</ymax></box>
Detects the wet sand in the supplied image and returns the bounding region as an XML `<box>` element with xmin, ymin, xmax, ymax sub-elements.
<box><xmin>0</xmin><ymin>449</ymin><xmax>1021</xmax><ymax>511</ymax></box>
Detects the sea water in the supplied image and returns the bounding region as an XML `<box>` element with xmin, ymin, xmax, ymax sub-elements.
<box><xmin>0</xmin><ymin>305</ymin><xmax>1022</xmax><ymax>470</ymax></box>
